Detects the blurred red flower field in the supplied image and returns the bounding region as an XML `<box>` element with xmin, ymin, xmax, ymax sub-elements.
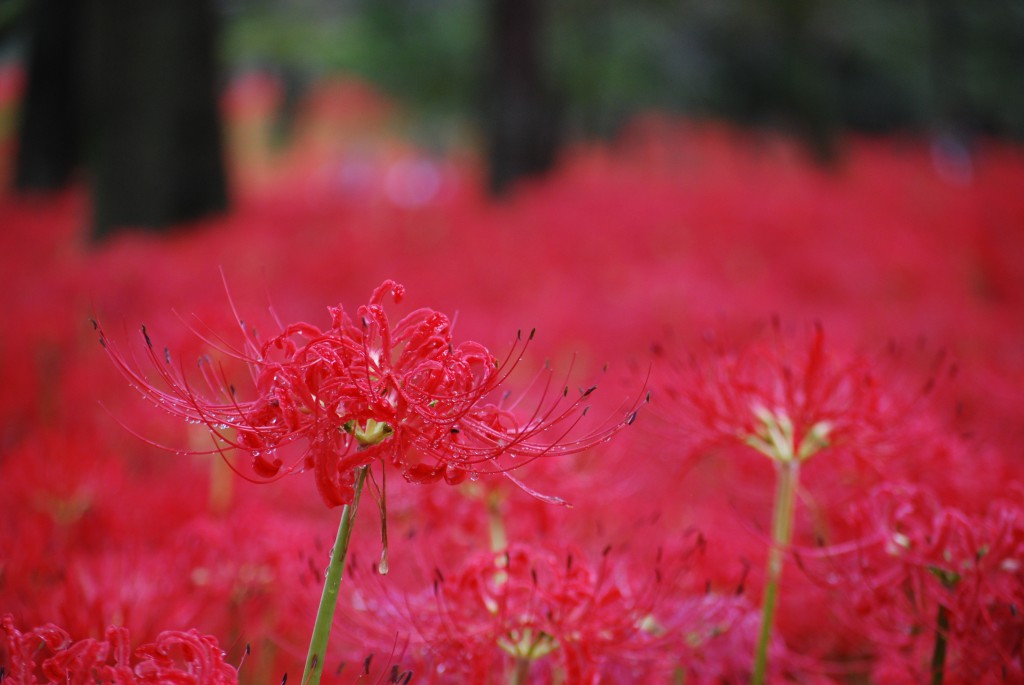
<box><xmin>2</xmin><ymin>77</ymin><xmax>1024</xmax><ymax>683</ymax></box>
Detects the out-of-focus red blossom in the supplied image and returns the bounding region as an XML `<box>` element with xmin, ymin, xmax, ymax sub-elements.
<box><xmin>800</xmin><ymin>483</ymin><xmax>1024</xmax><ymax>682</ymax></box>
<box><xmin>0</xmin><ymin>436</ymin><xmax>315</xmax><ymax>663</ymax></box>
<box><xmin>97</xmin><ymin>280</ymin><xmax>640</xmax><ymax>508</ymax></box>
<box><xmin>0</xmin><ymin>614</ymin><xmax>237</xmax><ymax>685</ymax></box>
<box><xmin>652</xmin><ymin>593</ymin><xmax>798</xmax><ymax>684</ymax></box>
<box><xmin>654</xmin><ymin>322</ymin><xmax>889</xmax><ymax>464</ymax></box>
<box><xmin>644</xmin><ymin>322</ymin><xmax>968</xmax><ymax>539</ymax></box>
<box><xmin>338</xmin><ymin>543</ymin><xmax>661</xmax><ymax>683</ymax></box>
<box><xmin>333</xmin><ymin>537</ymin><xmax>803</xmax><ymax>684</ymax></box>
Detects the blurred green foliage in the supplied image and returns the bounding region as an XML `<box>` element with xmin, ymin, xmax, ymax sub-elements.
<box><xmin>225</xmin><ymin>0</ymin><xmax>483</xmax><ymax>117</ymax></box>
<box><xmin>225</xmin><ymin>0</ymin><xmax>1024</xmax><ymax>141</ymax></box>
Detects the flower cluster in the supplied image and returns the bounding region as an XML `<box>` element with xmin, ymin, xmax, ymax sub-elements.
<box><xmin>97</xmin><ymin>280</ymin><xmax>639</xmax><ymax>508</ymax></box>
<box><xmin>332</xmin><ymin>534</ymin><xmax>799</xmax><ymax>684</ymax></box>
<box><xmin>805</xmin><ymin>484</ymin><xmax>1024</xmax><ymax>682</ymax></box>
<box><xmin>1</xmin><ymin>614</ymin><xmax>238</xmax><ymax>685</ymax></box>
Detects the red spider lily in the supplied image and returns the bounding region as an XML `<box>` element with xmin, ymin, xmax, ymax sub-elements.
<box><xmin>0</xmin><ymin>614</ymin><xmax>238</xmax><ymax>685</ymax></box>
<box><xmin>337</xmin><ymin>542</ymin><xmax>669</xmax><ymax>684</ymax></box>
<box><xmin>334</xmin><ymin>533</ymin><xmax>800</xmax><ymax>684</ymax></box>
<box><xmin>653</xmin><ymin>322</ymin><xmax>889</xmax><ymax>467</ymax></box>
<box><xmin>96</xmin><ymin>280</ymin><xmax>641</xmax><ymax>508</ymax></box>
<box><xmin>649</xmin><ymin>322</ymin><xmax>921</xmax><ymax>683</ymax></box>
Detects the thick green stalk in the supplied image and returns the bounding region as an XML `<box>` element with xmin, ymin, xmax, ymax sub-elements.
<box><xmin>752</xmin><ymin>459</ymin><xmax>799</xmax><ymax>685</ymax></box>
<box><xmin>302</xmin><ymin>466</ymin><xmax>368</xmax><ymax>685</ymax></box>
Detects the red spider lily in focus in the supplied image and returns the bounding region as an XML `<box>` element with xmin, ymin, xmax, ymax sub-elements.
<box><xmin>1</xmin><ymin>614</ymin><xmax>238</xmax><ymax>685</ymax></box>
<box><xmin>96</xmin><ymin>279</ymin><xmax>642</xmax><ymax>508</ymax></box>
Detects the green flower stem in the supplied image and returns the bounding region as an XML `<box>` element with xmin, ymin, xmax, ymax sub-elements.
<box><xmin>510</xmin><ymin>657</ymin><xmax>531</xmax><ymax>685</ymax></box>
<box><xmin>752</xmin><ymin>459</ymin><xmax>799</xmax><ymax>685</ymax></box>
<box><xmin>302</xmin><ymin>466</ymin><xmax>368</xmax><ymax>685</ymax></box>
<box><xmin>931</xmin><ymin>603</ymin><xmax>950</xmax><ymax>685</ymax></box>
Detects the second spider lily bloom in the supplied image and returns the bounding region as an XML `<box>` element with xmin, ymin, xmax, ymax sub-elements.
<box><xmin>96</xmin><ymin>279</ymin><xmax>642</xmax><ymax>509</ymax></box>
<box><xmin>655</xmin><ymin>322</ymin><xmax>889</xmax><ymax>468</ymax></box>
<box><xmin>651</xmin><ymin>322</ymin><xmax>897</xmax><ymax>685</ymax></box>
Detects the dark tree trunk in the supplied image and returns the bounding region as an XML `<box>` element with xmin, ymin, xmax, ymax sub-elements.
<box><xmin>923</xmin><ymin>0</ymin><xmax>962</xmax><ymax>133</ymax></box>
<box><xmin>13</xmin><ymin>0</ymin><xmax>83</xmax><ymax>191</ymax></box>
<box><xmin>12</xmin><ymin>0</ymin><xmax>228</xmax><ymax>239</ymax></box>
<box><xmin>775</xmin><ymin>0</ymin><xmax>839</xmax><ymax>163</ymax></box>
<box><xmin>84</xmin><ymin>0</ymin><xmax>227</xmax><ymax>239</ymax></box>
<box><xmin>483</xmin><ymin>0</ymin><xmax>561</xmax><ymax>196</ymax></box>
